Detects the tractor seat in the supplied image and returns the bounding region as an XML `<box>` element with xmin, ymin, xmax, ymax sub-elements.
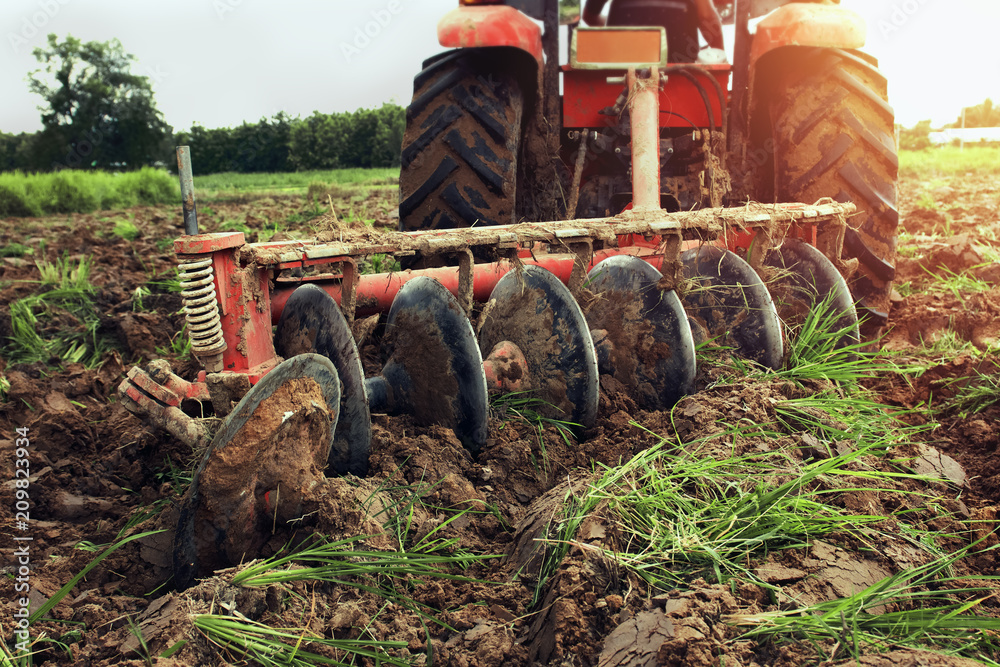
<box><xmin>607</xmin><ymin>0</ymin><xmax>699</xmax><ymax>63</ymax></box>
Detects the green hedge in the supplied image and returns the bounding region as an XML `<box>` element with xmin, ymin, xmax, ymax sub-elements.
<box><xmin>0</xmin><ymin>167</ymin><xmax>178</xmax><ymax>218</ymax></box>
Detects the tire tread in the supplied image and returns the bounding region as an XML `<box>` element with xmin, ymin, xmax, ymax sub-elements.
<box><xmin>769</xmin><ymin>47</ymin><xmax>899</xmax><ymax>321</ymax></box>
<box><xmin>399</xmin><ymin>52</ymin><xmax>522</xmax><ymax>231</ymax></box>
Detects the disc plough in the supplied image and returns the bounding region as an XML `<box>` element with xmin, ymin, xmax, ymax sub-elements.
<box><xmin>120</xmin><ymin>71</ymin><xmax>861</xmax><ymax>589</ymax></box>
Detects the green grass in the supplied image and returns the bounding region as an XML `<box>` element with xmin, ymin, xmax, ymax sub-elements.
<box><xmin>900</xmin><ymin>145</ymin><xmax>1000</xmax><ymax>177</ymax></box>
<box><xmin>232</xmin><ymin>535</ymin><xmax>483</xmax><ymax>591</ymax></box>
<box><xmin>360</xmin><ymin>253</ymin><xmax>401</xmax><ymax>274</ymax></box>
<box><xmin>29</xmin><ymin>530</ymin><xmax>165</xmax><ymax>625</ymax></box>
<box><xmin>194</xmin><ymin>168</ymin><xmax>399</xmax><ymax>199</ymax></box>
<box><xmin>700</xmin><ymin>291</ymin><xmax>897</xmax><ymax>388</ymax></box>
<box><xmin>728</xmin><ymin>545</ymin><xmax>1000</xmax><ymax>663</ymax></box>
<box><xmin>0</xmin><ymin>530</ymin><xmax>165</xmax><ymax>662</ymax></box>
<box><xmin>942</xmin><ymin>370</ymin><xmax>1000</xmax><ymax>417</ymax></box>
<box><xmin>35</xmin><ymin>253</ymin><xmax>92</xmax><ymax>290</ymax></box>
<box><xmin>112</xmin><ymin>218</ymin><xmax>140</xmax><ymax>241</ymax></box>
<box><xmin>774</xmin><ymin>294</ymin><xmax>887</xmax><ymax>386</ymax></box>
<box><xmin>231</xmin><ymin>534</ymin><xmax>491</xmax><ymax>634</ymax></box>
<box><xmin>920</xmin><ymin>265</ymin><xmax>994</xmax><ymax>301</ymax></box>
<box><xmin>0</xmin><ymin>167</ymin><xmax>398</xmax><ymax>217</ymax></box>
<box><xmin>524</xmin><ymin>326</ymin><xmax>940</xmax><ymax>605</ymax></box>
<box><xmin>533</xmin><ymin>413</ymin><xmax>931</xmax><ymax>597</ymax></box>
<box><xmin>492</xmin><ymin>392</ymin><xmax>580</xmax><ymax>477</ymax></box>
<box><xmin>0</xmin><ymin>167</ymin><xmax>178</xmax><ymax>218</ymax></box>
<box><xmin>359</xmin><ymin>474</ymin><xmax>490</xmax><ymax>558</ymax></box>
<box><xmin>2</xmin><ymin>254</ymin><xmax>117</xmax><ymax>370</ymax></box>
<box><xmin>0</xmin><ymin>243</ymin><xmax>32</xmax><ymax>258</ymax></box>
<box><xmin>194</xmin><ymin>615</ymin><xmax>410</xmax><ymax>667</ymax></box>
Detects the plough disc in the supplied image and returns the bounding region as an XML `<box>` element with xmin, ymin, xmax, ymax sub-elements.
<box><xmin>275</xmin><ymin>283</ymin><xmax>371</xmax><ymax>476</ymax></box>
<box><xmin>681</xmin><ymin>246</ymin><xmax>784</xmax><ymax>369</ymax></box>
<box><xmin>369</xmin><ymin>276</ymin><xmax>490</xmax><ymax>452</ymax></box>
<box><xmin>174</xmin><ymin>353</ymin><xmax>341</xmax><ymax>590</ymax></box>
<box><xmin>586</xmin><ymin>255</ymin><xmax>696</xmax><ymax>409</ymax></box>
<box><xmin>764</xmin><ymin>238</ymin><xmax>860</xmax><ymax>348</ymax></box>
<box><xmin>479</xmin><ymin>265</ymin><xmax>600</xmax><ymax>433</ymax></box>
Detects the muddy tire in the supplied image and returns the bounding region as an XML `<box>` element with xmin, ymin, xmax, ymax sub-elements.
<box><xmin>768</xmin><ymin>48</ymin><xmax>898</xmax><ymax>328</ymax></box>
<box><xmin>399</xmin><ymin>50</ymin><xmax>524</xmax><ymax>231</ymax></box>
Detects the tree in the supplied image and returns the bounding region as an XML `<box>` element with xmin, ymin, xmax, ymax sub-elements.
<box><xmin>288</xmin><ymin>104</ymin><xmax>404</xmax><ymax>171</ymax></box>
<box><xmin>899</xmin><ymin>120</ymin><xmax>932</xmax><ymax>151</ymax></box>
<box><xmin>0</xmin><ymin>132</ymin><xmax>40</xmax><ymax>171</ymax></box>
<box><xmin>951</xmin><ymin>99</ymin><xmax>1000</xmax><ymax>128</ymax></box>
<box><xmin>28</xmin><ymin>34</ymin><xmax>172</xmax><ymax>170</ymax></box>
<box><xmin>173</xmin><ymin>114</ymin><xmax>295</xmax><ymax>175</ymax></box>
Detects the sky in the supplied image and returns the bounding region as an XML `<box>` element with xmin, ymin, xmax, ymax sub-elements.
<box><xmin>1</xmin><ymin>0</ymin><xmax>999</xmax><ymax>135</ymax></box>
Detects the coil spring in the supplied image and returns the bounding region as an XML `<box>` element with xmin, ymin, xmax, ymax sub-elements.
<box><xmin>177</xmin><ymin>255</ymin><xmax>226</xmax><ymax>356</ymax></box>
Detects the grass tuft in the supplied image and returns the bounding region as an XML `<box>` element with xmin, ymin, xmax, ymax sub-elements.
<box><xmin>195</xmin><ymin>615</ymin><xmax>410</xmax><ymax>667</ymax></box>
<box><xmin>3</xmin><ymin>255</ymin><xmax>113</xmax><ymax>368</ymax></box>
<box><xmin>232</xmin><ymin>535</ymin><xmax>492</xmax><ymax>627</ymax></box>
<box><xmin>0</xmin><ymin>243</ymin><xmax>32</xmax><ymax>258</ymax></box>
<box><xmin>728</xmin><ymin>545</ymin><xmax>1000</xmax><ymax>663</ymax></box>
<box><xmin>112</xmin><ymin>218</ymin><xmax>140</xmax><ymax>241</ymax></box>
<box><xmin>776</xmin><ymin>293</ymin><xmax>892</xmax><ymax>386</ymax></box>
<box><xmin>942</xmin><ymin>370</ymin><xmax>1000</xmax><ymax>417</ymax></box>
<box><xmin>527</xmin><ymin>385</ymin><xmax>939</xmax><ymax>604</ymax></box>
<box><xmin>492</xmin><ymin>391</ymin><xmax>579</xmax><ymax>476</ymax></box>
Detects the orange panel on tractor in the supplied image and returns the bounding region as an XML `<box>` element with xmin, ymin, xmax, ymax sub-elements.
<box><xmin>573</xmin><ymin>28</ymin><xmax>665</xmax><ymax>67</ymax></box>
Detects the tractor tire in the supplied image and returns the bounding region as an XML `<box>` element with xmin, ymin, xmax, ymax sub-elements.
<box><xmin>768</xmin><ymin>48</ymin><xmax>899</xmax><ymax>329</ymax></box>
<box><xmin>399</xmin><ymin>51</ymin><xmax>524</xmax><ymax>231</ymax></box>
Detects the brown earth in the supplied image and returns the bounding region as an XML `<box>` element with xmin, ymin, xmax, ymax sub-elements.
<box><xmin>0</xmin><ymin>175</ymin><xmax>999</xmax><ymax>666</ymax></box>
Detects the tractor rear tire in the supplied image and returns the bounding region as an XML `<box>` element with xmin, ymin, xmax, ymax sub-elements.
<box><xmin>399</xmin><ymin>51</ymin><xmax>524</xmax><ymax>231</ymax></box>
<box><xmin>768</xmin><ymin>48</ymin><xmax>899</xmax><ymax>330</ymax></box>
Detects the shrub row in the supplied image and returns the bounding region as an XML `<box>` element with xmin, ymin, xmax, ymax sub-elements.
<box><xmin>169</xmin><ymin>104</ymin><xmax>405</xmax><ymax>175</ymax></box>
<box><xmin>0</xmin><ymin>167</ymin><xmax>178</xmax><ymax>218</ymax></box>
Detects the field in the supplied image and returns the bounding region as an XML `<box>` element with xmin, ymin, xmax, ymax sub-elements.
<box><xmin>1</xmin><ymin>149</ymin><xmax>1000</xmax><ymax>666</ymax></box>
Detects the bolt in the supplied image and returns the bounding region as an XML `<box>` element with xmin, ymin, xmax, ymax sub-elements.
<box><xmin>614</xmin><ymin>147</ymin><xmax>622</xmax><ymax>154</ymax></box>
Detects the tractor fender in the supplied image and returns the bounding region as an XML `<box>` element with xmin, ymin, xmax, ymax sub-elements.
<box><xmin>438</xmin><ymin>6</ymin><xmax>544</xmax><ymax>65</ymax></box>
<box><xmin>750</xmin><ymin>3</ymin><xmax>866</xmax><ymax>67</ymax></box>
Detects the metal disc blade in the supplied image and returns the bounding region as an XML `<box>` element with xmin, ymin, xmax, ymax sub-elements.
<box><xmin>275</xmin><ymin>283</ymin><xmax>371</xmax><ymax>476</ymax></box>
<box><xmin>586</xmin><ymin>255</ymin><xmax>696</xmax><ymax>409</ymax></box>
<box><xmin>763</xmin><ymin>238</ymin><xmax>859</xmax><ymax>349</ymax></box>
<box><xmin>379</xmin><ymin>276</ymin><xmax>489</xmax><ymax>453</ymax></box>
<box><xmin>174</xmin><ymin>353</ymin><xmax>340</xmax><ymax>590</ymax></box>
<box><xmin>681</xmin><ymin>246</ymin><xmax>784</xmax><ymax>369</ymax></box>
<box><xmin>480</xmin><ymin>265</ymin><xmax>599</xmax><ymax>432</ymax></box>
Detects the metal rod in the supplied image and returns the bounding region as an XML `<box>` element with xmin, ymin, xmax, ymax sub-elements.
<box><xmin>541</xmin><ymin>0</ymin><xmax>561</xmax><ymax>147</ymax></box>
<box><xmin>628</xmin><ymin>67</ymin><xmax>662</xmax><ymax>212</ymax></box>
<box><xmin>176</xmin><ymin>146</ymin><xmax>199</xmax><ymax>236</ymax></box>
<box><xmin>269</xmin><ymin>246</ymin><xmax>667</xmax><ymax>324</ymax></box>
<box><xmin>728</xmin><ymin>0</ymin><xmax>753</xmax><ymax>156</ymax></box>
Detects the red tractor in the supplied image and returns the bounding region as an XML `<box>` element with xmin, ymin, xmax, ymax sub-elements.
<box><xmin>120</xmin><ymin>0</ymin><xmax>898</xmax><ymax>587</ymax></box>
<box><xmin>398</xmin><ymin>0</ymin><xmax>898</xmax><ymax>328</ymax></box>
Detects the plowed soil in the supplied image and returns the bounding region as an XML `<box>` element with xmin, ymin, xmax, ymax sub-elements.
<box><xmin>1</xmin><ymin>174</ymin><xmax>999</xmax><ymax>667</ymax></box>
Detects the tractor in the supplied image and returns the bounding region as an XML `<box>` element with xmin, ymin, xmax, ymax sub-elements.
<box><xmin>119</xmin><ymin>0</ymin><xmax>897</xmax><ymax>587</ymax></box>
<box><xmin>398</xmin><ymin>0</ymin><xmax>898</xmax><ymax>328</ymax></box>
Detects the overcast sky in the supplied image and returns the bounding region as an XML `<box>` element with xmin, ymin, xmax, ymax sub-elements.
<box><xmin>2</xmin><ymin>0</ymin><xmax>999</xmax><ymax>135</ymax></box>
